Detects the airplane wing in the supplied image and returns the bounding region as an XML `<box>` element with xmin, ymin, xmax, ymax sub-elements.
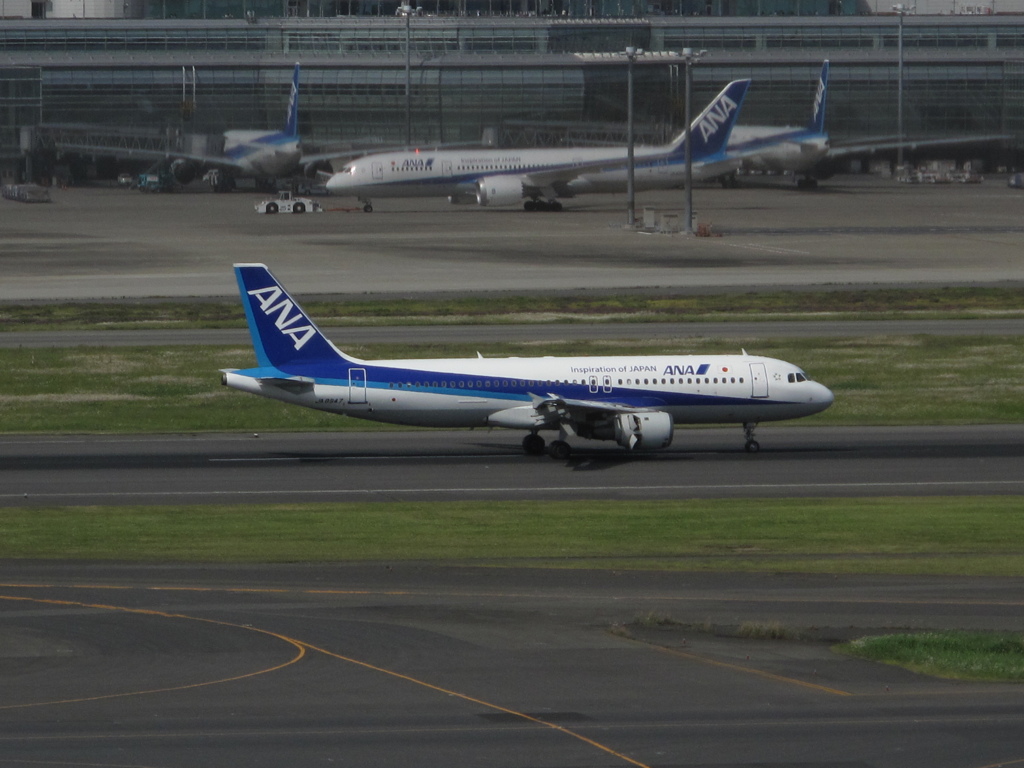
<box><xmin>826</xmin><ymin>133</ymin><xmax>1012</xmax><ymax>160</ymax></box>
<box><xmin>531</xmin><ymin>392</ymin><xmax>664</xmax><ymax>418</ymax></box>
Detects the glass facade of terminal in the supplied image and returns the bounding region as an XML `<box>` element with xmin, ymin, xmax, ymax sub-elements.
<box><xmin>2</xmin><ymin>16</ymin><xmax>1023</xmax><ymax>179</ymax></box>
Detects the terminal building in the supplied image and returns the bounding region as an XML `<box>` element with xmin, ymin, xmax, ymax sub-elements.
<box><xmin>2</xmin><ymin>13</ymin><xmax>1023</xmax><ymax>183</ymax></box>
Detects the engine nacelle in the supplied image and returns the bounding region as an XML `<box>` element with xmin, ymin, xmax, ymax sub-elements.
<box><xmin>613</xmin><ymin>411</ymin><xmax>674</xmax><ymax>451</ymax></box>
<box><xmin>170</xmin><ymin>159</ymin><xmax>199</xmax><ymax>185</ymax></box>
<box><xmin>476</xmin><ymin>175</ymin><xmax>524</xmax><ymax>207</ymax></box>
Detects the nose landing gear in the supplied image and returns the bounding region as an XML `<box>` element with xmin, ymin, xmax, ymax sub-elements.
<box><xmin>743</xmin><ymin>422</ymin><xmax>760</xmax><ymax>453</ymax></box>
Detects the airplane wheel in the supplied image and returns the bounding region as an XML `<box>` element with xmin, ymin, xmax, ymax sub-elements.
<box><xmin>549</xmin><ymin>200</ymin><xmax>563</xmax><ymax>212</ymax></box>
<box><xmin>265</xmin><ymin>203</ymin><xmax>278</xmax><ymax>214</ymax></box>
<box><xmin>549</xmin><ymin>440</ymin><xmax>571</xmax><ymax>460</ymax></box>
<box><xmin>524</xmin><ymin>200</ymin><xmax>538</xmax><ymax>212</ymax></box>
<box><xmin>522</xmin><ymin>433</ymin><xmax>546</xmax><ymax>455</ymax></box>
<box><xmin>363</xmin><ymin>203</ymin><xmax>373</xmax><ymax>213</ymax></box>
<box><xmin>745</xmin><ymin>440</ymin><xmax>760</xmax><ymax>454</ymax></box>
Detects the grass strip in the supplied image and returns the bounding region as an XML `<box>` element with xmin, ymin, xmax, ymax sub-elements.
<box><xmin>837</xmin><ymin>631</ymin><xmax>1024</xmax><ymax>681</ymax></box>
<box><xmin>3</xmin><ymin>497</ymin><xmax>1024</xmax><ymax>575</ymax></box>
<box><xmin>3</xmin><ymin>335</ymin><xmax>1024</xmax><ymax>433</ymax></box>
<box><xmin>3</xmin><ymin>287</ymin><xmax>1024</xmax><ymax>331</ymax></box>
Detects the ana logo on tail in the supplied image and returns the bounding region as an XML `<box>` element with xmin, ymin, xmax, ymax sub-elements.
<box><xmin>698</xmin><ymin>94</ymin><xmax>740</xmax><ymax>143</ymax></box>
<box><xmin>809</xmin><ymin>60</ymin><xmax>829</xmax><ymax>134</ymax></box>
<box><xmin>247</xmin><ymin>285</ymin><xmax>316</xmax><ymax>350</ymax></box>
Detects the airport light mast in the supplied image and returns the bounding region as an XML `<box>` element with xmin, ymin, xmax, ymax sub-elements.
<box><xmin>893</xmin><ymin>4</ymin><xmax>914</xmax><ymax>171</ymax></box>
<box><xmin>624</xmin><ymin>45</ymin><xmax>643</xmax><ymax>228</ymax></box>
<box><xmin>681</xmin><ymin>47</ymin><xmax>706</xmax><ymax>236</ymax></box>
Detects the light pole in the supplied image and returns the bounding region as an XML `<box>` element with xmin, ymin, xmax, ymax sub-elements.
<box><xmin>892</xmin><ymin>4</ymin><xmax>913</xmax><ymax>170</ymax></box>
<box><xmin>404</xmin><ymin>4</ymin><xmax>412</xmax><ymax>148</ymax></box>
<box><xmin>624</xmin><ymin>46</ymin><xmax>642</xmax><ymax>228</ymax></box>
<box><xmin>681</xmin><ymin>47</ymin><xmax>706</xmax><ymax>235</ymax></box>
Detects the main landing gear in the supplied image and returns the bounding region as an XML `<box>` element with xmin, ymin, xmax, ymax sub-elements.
<box><xmin>524</xmin><ymin>199</ymin><xmax>563</xmax><ymax>212</ymax></box>
<box><xmin>521</xmin><ymin>432</ymin><xmax>572</xmax><ymax>460</ymax></box>
<box><xmin>743</xmin><ymin>422</ymin><xmax>760</xmax><ymax>453</ymax></box>
<box><xmin>522</xmin><ymin>432</ymin><xmax>546</xmax><ymax>455</ymax></box>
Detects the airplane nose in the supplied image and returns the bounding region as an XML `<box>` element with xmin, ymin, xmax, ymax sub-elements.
<box><xmin>814</xmin><ymin>382</ymin><xmax>835</xmax><ymax>411</ymax></box>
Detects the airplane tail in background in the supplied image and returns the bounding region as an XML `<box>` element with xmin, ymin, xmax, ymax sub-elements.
<box><xmin>283</xmin><ymin>63</ymin><xmax>301</xmax><ymax>139</ymax></box>
<box><xmin>669</xmin><ymin>79</ymin><xmax>750</xmax><ymax>159</ymax></box>
<box><xmin>808</xmin><ymin>60</ymin><xmax>829</xmax><ymax>135</ymax></box>
<box><xmin>234</xmin><ymin>262</ymin><xmax>349</xmax><ymax>370</ymax></box>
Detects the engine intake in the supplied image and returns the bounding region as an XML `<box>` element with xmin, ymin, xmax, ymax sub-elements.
<box><xmin>170</xmin><ymin>159</ymin><xmax>199</xmax><ymax>185</ymax></box>
<box><xmin>613</xmin><ymin>411</ymin><xmax>674</xmax><ymax>451</ymax></box>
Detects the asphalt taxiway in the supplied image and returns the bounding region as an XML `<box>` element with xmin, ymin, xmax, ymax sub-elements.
<box><xmin>2</xmin><ymin>564</ymin><xmax>1024</xmax><ymax>768</ymax></box>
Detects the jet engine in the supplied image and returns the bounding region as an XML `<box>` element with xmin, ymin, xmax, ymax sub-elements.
<box><xmin>475</xmin><ymin>176</ymin><xmax>524</xmax><ymax>207</ymax></box>
<box><xmin>170</xmin><ymin>159</ymin><xmax>199</xmax><ymax>185</ymax></box>
<box><xmin>612</xmin><ymin>411</ymin><xmax>674</xmax><ymax>451</ymax></box>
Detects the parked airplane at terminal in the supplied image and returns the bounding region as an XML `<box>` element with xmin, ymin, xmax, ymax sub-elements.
<box><xmin>324</xmin><ymin>79</ymin><xmax>751</xmax><ymax>212</ymax></box>
<box><xmin>724</xmin><ymin>60</ymin><xmax>831</xmax><ymax>189</ymax></box>
<box><xmin>722</xmin><ymin>60</ymin><xmax>1008</xmax><ymax>189</ymax></box>
<box><xmin>222</xmin><ymin>263</ymin><xmax>834</xmax><ymax>459</ymax></box>
<box><xmin>166</xmin><ymin>63</ymin><xmax>303</xmax><ymax>192</ymax></box>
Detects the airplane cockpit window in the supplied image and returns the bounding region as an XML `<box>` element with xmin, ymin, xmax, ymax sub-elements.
<box><xmin>788</xmin><ymin>372</ymin><xmax>810</xmax><ymax>383</ymax></box>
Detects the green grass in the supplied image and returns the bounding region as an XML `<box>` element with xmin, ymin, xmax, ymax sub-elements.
<box><xmin>3</xmin><ymin>287</ymin><xmax>1024</xmax><ymax>331</ymax></box>
<box><xmin>2</xmin><ymin>335</ymin><xmax>1024</xmax><ymax>432</ymax></box>
<box><xmin>3</xmin><ymin>497</ymin><xmax>1024</xmax><ymax>575</ymax></box>
<box><xmin>838</xmin><ymin>631</ymin><xmax>1024</xmax><ymax>681</ymax></box>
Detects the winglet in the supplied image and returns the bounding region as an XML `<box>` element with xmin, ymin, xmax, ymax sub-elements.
<box><xmin>677</xmin><ymin>79</ymin><xmax>750</xmax><ymax>160</ymax></box>
<box><xmin>808</xmin><ymin>60</ymin><xmax>829</xmax><ymax>136</ymax></box>
<box><xmin>283</xmin><ymin>62</ymin><xmax>300</xmax><ymax>139</ymax></box>
<box><xmin>234</xmin><ymin>262</ymin><xmax>348</xmax><ymax>369</ymax></box>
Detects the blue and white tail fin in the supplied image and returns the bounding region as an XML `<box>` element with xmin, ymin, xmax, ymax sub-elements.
<box><xmin>807</xmin><ymin>60</ymin><xmax>829</xmax><ymax>136</ymax></box>
<box><xmin>235</xmin><ymin>263</ymin><xmax>348</xmax><ymax>370</ymax></box>
<box><xmin>669</xmin><ymin>79</ymin><xmax>750</xmax><ymax>159</ymax></box>
<box><xmin>282</xmin><ymin>62</ymin><xmax>300</xmax><ymax>139</ymax></box>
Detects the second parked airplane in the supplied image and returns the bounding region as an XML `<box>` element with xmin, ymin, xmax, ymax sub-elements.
<box><xmin>324</xmin><ymin>79</ymin><xmax>750</xmax><ymax>212</ymax></box>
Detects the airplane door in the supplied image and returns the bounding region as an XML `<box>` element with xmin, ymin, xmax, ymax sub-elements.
<box><xmin>442</xmin><ymin>160</ymin><xmax>453</xmax><ymax>176</ymax></box>
<box><xmin>371</xmin><ymin>161</ymin><xmax>384</xmax><ymax>181</ymax></box>
<box><xmin>749</xmin><ymin>363</ymin><xmax>769</xmax><ymax>398</ymax></box>
<box><xmin>349</xmin><ymin>367</ymin><xmax>368</xmax><ymax>404</ymax></box>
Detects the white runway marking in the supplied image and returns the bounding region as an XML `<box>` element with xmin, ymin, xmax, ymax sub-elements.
<box><xmin>5</xmin><ymin>479</ymin><xmax>1024</xmax><ymax>502</ymax></box>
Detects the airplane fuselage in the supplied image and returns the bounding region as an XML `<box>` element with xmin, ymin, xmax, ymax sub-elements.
<box><xmin>222</xmin><ymin>352</ymin><xmax>833</xmax><ymax>430</ymax></box>
<box><xmin>326</xmin><ymin>145</ymin><xmax>739</xmax><ymax>202</ymax></box>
